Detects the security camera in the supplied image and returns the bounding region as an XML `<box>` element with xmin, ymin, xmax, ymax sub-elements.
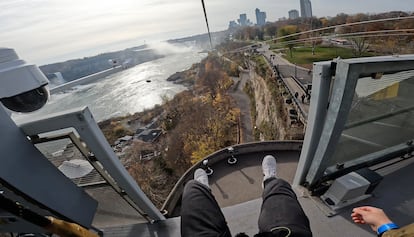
<box><xmin>0</xmin><ymin>48</ymin><xmax>49</xmax><ymax>112</ymax></box>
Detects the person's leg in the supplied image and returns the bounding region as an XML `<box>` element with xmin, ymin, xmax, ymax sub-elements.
<box><xmin>257</xmin><ymin>155</ymin><xmax>312</xmax><ymax>237</ymax></box>
<box><xmin>181</xmin><ymin>169</ymin><xmax>231</xmax><ymax>237</ymax></box>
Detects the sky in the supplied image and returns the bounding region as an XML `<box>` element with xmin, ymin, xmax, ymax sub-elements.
<box><xmin>0</xmin><ymin>0</ymin><xmax>411</xmax><ymax>65</ymax></box>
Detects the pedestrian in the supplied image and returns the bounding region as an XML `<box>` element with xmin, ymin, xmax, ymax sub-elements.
<box><xmin>306</xmin><ymin>93</ymin><xmax>310</xmax><ymax>102</ymax></box>
<box><xmin>181</xmin><ymin>155</ymin><xmax>312</xmax><ymax>237</ymax></box>
<box><xmin>294</xmin><ymin>92</ymin><xmax>299</xmax><ymax>98</ymax></box>
<box><xmin>301</xmin><ymin>94</ymin><xmax>305</xmax><ymax>103</ymax></box>
<box><xmin>352</xmin><ymin>206</ymin><xmax>414</xmax><ymax>236</ymax></box>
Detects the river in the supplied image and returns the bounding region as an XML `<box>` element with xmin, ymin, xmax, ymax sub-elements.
<box><xmin>14</xmin><ymin>44</ymin><xmax>207</xmax><ymax>122</ymax></box>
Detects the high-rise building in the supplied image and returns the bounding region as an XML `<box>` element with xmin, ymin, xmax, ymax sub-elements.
<box><xmin>255</xmin><ymin>8</ymin><xmax>267</xmax><ymax>26</ymax></box>
<box><xmin>238</xmin><ymin>13</ymin><xmax>247</xmax><ymax>26</ymax></box>
<box><xmin>300</xmin><ymin>0</ymin><xmax>313</xmax><ymax>18</ymax></box>
<box><xmin>228</xmin><ymin>20</ymin><xmax>238</xmax><ymax>29</ymax></box>
<box><xmin>289</xmin><ymin>9</ymin><xmax>300</xmax><ymax>19</ymax></box>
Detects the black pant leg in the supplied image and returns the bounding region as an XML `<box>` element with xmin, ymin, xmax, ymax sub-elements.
<box><xmin>257</xmin><ymin>178</ymin><xmax>312</xmax><ymax>237</ymax></box>
<box><xmin>181</xmin><ymin>180</ymin><xmax>232</xmax><ymax>237</ymax></box>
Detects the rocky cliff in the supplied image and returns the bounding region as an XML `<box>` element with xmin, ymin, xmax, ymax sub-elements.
<box><xmin>250</xmin><ymin>71</ymin><xmax>288</xmax><ymax>140</ymax></box>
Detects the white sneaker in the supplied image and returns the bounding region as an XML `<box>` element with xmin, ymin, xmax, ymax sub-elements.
<box><xmin>262</xmin><ymin>155</ymin><xmax>277</xmax><ymax>182</ymax></box>
<box><xmin>194</xmin><ymin>168</ymin><xmax>209</xmax><ymax>188</ymax></box>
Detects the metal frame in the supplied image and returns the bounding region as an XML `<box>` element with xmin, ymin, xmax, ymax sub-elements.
<box><xmin>293</xmin><ymin>61</ymin><xmax>333</xmax><ymax>186</ymax></box>
<box><xmin>294</xmin><ymin>55</ymin><xmax>414</xmax><ymax>189</ymax></box>
<box><xmin>18</xmin><ymin>107</ymin><xmax>165</xmax><ymax>222</ymax></box>
<box><xmin>0</xmin><ymin>107</ymin><xmax>97</xmax><ymax>230</ymax></box>
<box><xmin>32</xmin><ymin>132</ymin><xmax>152</xmax><ymax>221</ymax></box>
<box><xmin>324</xmin><ymin>141</ymin><xmax>414</xmax><ymax>178</ymax></box>
<box><xmin>31</xmin><ymin>133</ymin><xmax>106</xmax><ymax>187</ymax></box>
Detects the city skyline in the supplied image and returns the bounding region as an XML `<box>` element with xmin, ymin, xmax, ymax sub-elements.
<box><xmin>0</xmin><ymin>0</ymin><xmax>411</xmax><ymax>65</ymax></box>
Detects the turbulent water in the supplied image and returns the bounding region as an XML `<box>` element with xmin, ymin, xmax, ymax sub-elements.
<box><xmin>14</xmin><ymin>44</ymin><xmax>206</xmax><ymax>122</ymax></box>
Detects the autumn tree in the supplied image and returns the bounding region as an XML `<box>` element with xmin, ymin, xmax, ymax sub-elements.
<box><xmin>161</xmin><ymin>55</ymin><xmax>239</xmax><ymax>167</ymax></box>
<box><xmin>264</xmin><ymin>23</ymin><xmax>278</xmax><ymax>38</ymax></box>
<box><xmin>126</xmin><ymin>141</ymin><xmax>176</xmax><ymax>208</ymax></box>
<box><xmin>333</xmin><ymin>14</ymin><xmax>372</xmax><ymax>56</ymax></box>
<box><xmin>325</xmin><ymin>11</ymin><xmax>414</xmax><ymax>55</ymax></box>
<box><xmin>330</xmin><ymin>13</ymin><xmax>349</xmax><ymax>26</ymax></box>
<box><xmin>320</xmin><ymin>17</ymin><xmax>329</xmax><ymax>27</ymax></box>
<box><xmin>278</xmin><ymin>25</ymin><xmax>299</xmax><ymax>58</ymax></box>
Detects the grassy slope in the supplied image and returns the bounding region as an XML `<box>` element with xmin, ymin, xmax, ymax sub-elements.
<box><xmin>281</xmin><ymin>46</ymin><xmax>373</xmax><ymax>65</ymax></box>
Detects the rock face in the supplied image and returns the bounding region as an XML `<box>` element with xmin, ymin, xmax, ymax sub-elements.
<box><xmin>251</xmin><ymin>72</ymin><xmax>288</xmax><ymax>140</ymax></box>
<box><xmin>166</xmin><ymin>65</ymin><xmax>198</xmax><ymax>87</ymax></box>
<box><xmin>166</xmin><ymin>71</ymin><xmax>183</xmax><ymax>82</ymax></box>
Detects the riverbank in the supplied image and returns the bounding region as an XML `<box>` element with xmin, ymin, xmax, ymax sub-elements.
<box><xmin>98</xmin><ymin>55</ymin><xmax>240</xmax><ymax>207</ymax></box>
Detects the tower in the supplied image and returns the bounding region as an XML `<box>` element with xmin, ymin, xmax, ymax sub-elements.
<box><xmin>255</xmin><ymin>8</ymin><xmax>266</xmax><ymax>26</ymax></box>
<box><xmin>300</xmin><ymin>0</ymin><xmax>312</xmax><ymax>18</ymax></box>
<box><xmin>239</xmin><ymin>13</ymin><xmax>247</xmax><ymax>26</ymax></box>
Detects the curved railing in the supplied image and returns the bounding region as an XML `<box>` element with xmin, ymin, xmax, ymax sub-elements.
<box><xmin>161</xmin><ymin>140</ymin><xmax>303</xmax><ymax>217</ymax></box>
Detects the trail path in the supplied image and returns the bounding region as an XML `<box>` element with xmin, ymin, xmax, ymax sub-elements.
<box><xmin>229</xmin><ymin>69</ymin><xmax>254</xmax><ymax>143</ymax></box>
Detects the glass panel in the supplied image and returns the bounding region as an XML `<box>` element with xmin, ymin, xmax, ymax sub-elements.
<box><xmin>85</xmin><ymin>186</ymin><xmax>146</xmax><ymax>228</ymax></box>
<box><xmin>34</xmin><ymin>138</ymin><xmax>72</xmax><ymax>163</ymax></box>
<box><xmin>34</xmin><ymin>138</ymin><xmax>147</xmax><ymax>228</ymax></box>
<box><xmin>329</xmin><ymin>70</ymin><xmax>414</xmax><ymax>166</ymax></box>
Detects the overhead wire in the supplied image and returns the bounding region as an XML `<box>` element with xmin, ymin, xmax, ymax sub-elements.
<box><xmin>201</xmin><ymin>0</ymin><xmax>213</xmax><ymax>50</ymax></box>
<box><xmin>269</xmin><ymin>15</ymin><xmax>414</xmax><ymax>42</ymax></box>
<box><xmin>274</xmin><ymin>30</ymin><xmax>414</xmax><ymax>45</ymax></box>
<box><xmin>224</xmin><ymin>16</ymin><xmax>414</xmax><ymax>54</ymax></box>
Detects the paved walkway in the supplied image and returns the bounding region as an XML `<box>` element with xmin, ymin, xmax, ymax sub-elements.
<box><xmin>262</xmin><ymin>44</ymin><xmax>312</xmax><ymax>84</ymax></box>
<box><xmin>283</xmin><ymin>77</ymin><xmax>310</xmax><ymax>116</ymax></box>
<box><xmin>259</xmin><ymin>44</ymin><xmax>311</xmax><ymax>120</ymax></box>
<box><xmin>229</xmin><ymin>70</ymin><xmax>254</xmax><ymax>143</ymax></box>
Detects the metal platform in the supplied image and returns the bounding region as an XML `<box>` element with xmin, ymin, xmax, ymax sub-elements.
<box><xmin>102</xmin><ymin>154</ymin><xmax>414</xmax><ymax>237</ymax></box>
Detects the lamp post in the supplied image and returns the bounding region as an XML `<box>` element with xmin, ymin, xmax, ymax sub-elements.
<box><xmin>295</xmin><ymin>63</ymin><xmax>298</xmax><ymax>78</ymax></box>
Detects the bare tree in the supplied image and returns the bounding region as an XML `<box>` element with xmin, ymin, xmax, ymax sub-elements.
<box><xmin>351</xmin><ymin>37</ymin><xmax>369</xmax><ymax>57</ymax></box>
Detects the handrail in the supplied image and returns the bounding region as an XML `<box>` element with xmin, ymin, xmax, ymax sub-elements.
<box><xmin>264</xmin><ymin>55</ymin><xmax>308</xmax><ymax>122</ymax></box>
<box><xmin>345</xmin><ymin>105</ymin><xmax>414</xmax><ymax>130</ymax></box>
<box><xmin>291</xmin><ymin>75</ymin><xmax>308</xmax><ymax>92</ymax></box>
<box><xmin>276</xmin><ymin>74</ymin><xmax>308</xmax><ymax>122</ymax></box>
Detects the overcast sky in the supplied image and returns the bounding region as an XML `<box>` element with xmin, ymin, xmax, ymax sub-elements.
<box><xmin>0</xmin><ymin>0</ymin><xmax>411</xmax><ymax>65</ymax></box>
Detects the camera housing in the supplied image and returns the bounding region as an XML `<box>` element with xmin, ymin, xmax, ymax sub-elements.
<box><xmin>0</xmin><ymin>48</ymin><xmax>49</xmax><ymax>112</ymax></box>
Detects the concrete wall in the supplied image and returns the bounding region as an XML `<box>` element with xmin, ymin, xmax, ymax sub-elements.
<box><xmin>50</xmin><ymin>66</ymin><xmax>123</xmax><ymax>94</ymax></box>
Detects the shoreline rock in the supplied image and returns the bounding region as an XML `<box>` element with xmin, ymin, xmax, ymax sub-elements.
<box><xmin>166</xmin><ymin>63</ymin><xmax>199</xmax><ymax>86</ymax></box>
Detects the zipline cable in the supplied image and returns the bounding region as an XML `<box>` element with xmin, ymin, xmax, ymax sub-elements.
<box><xmin>201</xmin><ymin>0</ymin><xmax>213</xmax><ymax>50</ymax></box>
